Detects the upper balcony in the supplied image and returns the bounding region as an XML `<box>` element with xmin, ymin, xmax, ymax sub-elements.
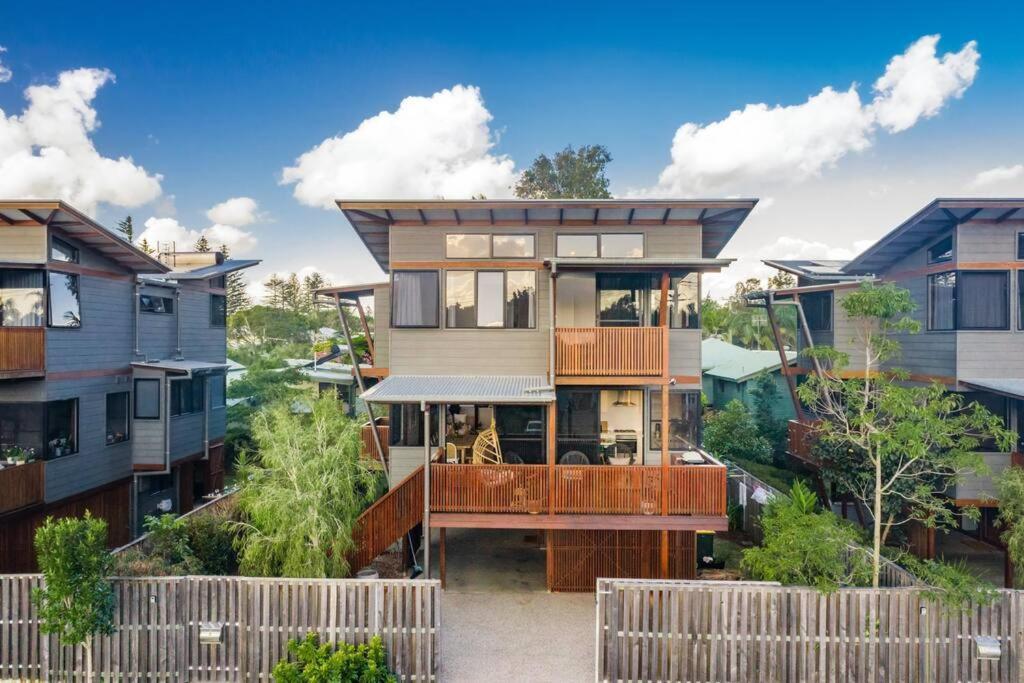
<box><xmin>555</xmin><ymin>326</ymin><xmax>667</xmax><ymax>378</ymax></box>
<box><xmin>0</xmin><ymin>327</ymin><xmax>45</xmax><ymax>379</ymax></box>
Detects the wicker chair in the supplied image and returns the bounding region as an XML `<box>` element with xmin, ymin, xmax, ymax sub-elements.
<box><xmin>471</xmin><ymin>419</ymin><xmax>503</xmax><ymax>465</ymax></box>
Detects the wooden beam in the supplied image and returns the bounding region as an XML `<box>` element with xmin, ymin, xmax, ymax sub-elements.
<box><xmin>439</xmin><ymin>528</ymin><xmax>446</xmax><ymax>590</ymax></box>
<box><xmin>428</xmin><ymin>513</ymin><xmax>729</xmax><ymax>531</ymax></box>
<box><xmin>19</xmin><ymin>209</ymin><xmax>48</xmax><ymax>224</ymax></box>
<box><xmin>763</xmin><ymin>293</ymin><xmax>805</xmax><ymax>422</ymax></box>
<box><xmin>354</xmin><ymin>299</ymin><xmax>375</xmax><ymax>363</ymax></box>
<box><xmin>0</xmin><ymin>212</ymin><xmax>13</xmax><ymax>225</ymax></box>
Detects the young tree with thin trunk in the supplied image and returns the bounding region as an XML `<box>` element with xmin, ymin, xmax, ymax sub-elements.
<box><xmin>32</xmin><ymin>512</ymin><xmax>115</xmax><ymax>683</ymax></box>
<box><xmin>799</xmin><ymin>282</ymin><xmax>1013</xmax><ymax>587</ymax></box>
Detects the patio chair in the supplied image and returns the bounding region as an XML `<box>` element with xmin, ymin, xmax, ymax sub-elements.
<box><xmin>472</xmin><ymin>419</ymin><xmax>503</xmax><ymax>465</ymax></box>
<box><xmin>559</xmin><ymin>450</ymin><xmax>589</xmax><ymax>465</ymax></box>
<box><xmin>444</xmin><ymin>442</ymin><xmax>459</xmax><ymax>464</ymax></box>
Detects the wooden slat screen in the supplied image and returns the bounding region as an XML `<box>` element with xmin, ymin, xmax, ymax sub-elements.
<box><xmin>549</xmin><ymin>530</ymin><xmax>696</xmax><ymax>592</ymax></box>
<box><xmin>0</xmin><ymin>461</ymin><xmax>45</xmax><ymax>516</ymax></box>
<box><xmin>0</xmin><ymin>575</ymin><xmax>440</xmax><ymax>682</ymax></box>
<box><xmin>787</xmin><ymin>419</ymin><xmax>818</xmax><ymax>462</ymax></box>
<box><xmin>360</xmin><ymin>423</ymin><xmax>390</xmax><ymax>466</ymax></box>
<box><xmin>597</xmin><ymin>580</ymin><xmax>1024</xmax><ymax>683</ymax></box>
<box><xmin>0</xmin><ymin>327</ymin><xmax>45</xmax><ymax>376</ymax></box>
<box><xmin>555</xmin><ymin>327</ymin><xmax>666</xmax><ymax>376</ymax></box>
<box><xmin>553</xmin><ymin>466</ymin><xmax>661</xmax><ymax>515</ymax></box>
<box><xmin>350</xmin><ymin>466</ymin><xmax>424</xmax><ymax>572</ymax></box>
<box><xmin>667</xmin><ymin>466</ymin><xmax>726</xmax><ymax>515</ymax></box>
<box><xmin>430</xmin><ymin>464</ymin><xmax>548</xmax><ymax>514</ymax></box>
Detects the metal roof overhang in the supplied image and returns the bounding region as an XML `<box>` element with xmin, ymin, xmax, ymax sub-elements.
<box><xmin>762</xmin><ymin>259</ymin><xmax>862</xmax><ymax>282</ymax></box>
<box><xmin>316</xmin><ymin>282</ymin><xmax>389</xmax><ymax>300</ymax></box>
<box><xmin>0</xmin><ymin>200</ymin><xmax>170</xmax><ymax>273</ymax></box>
<box><xmin>164</xmin><ymin>259</ymin><xmax>262</xmax><ymax>280</ymax></box>
<box><xmin>844</xmin><ymin>199</ymin><xmax>1024</xmax><ymax>275</ymax></box>
<box><xmin>336</xmin><ymin>199</ymin><xmax>758</xmax><ymax>272</ymax></box>
<box><xmin>960</xmin><ymin>378</ymin><xmax>1024</xmax><ymax>400</ymax></box>
<box><xmin>360</xmin><ymin>374</ymin><xmax>556</xmax><ymax>404</ymax></box>
<box><xmin>547</xmin><ymin>257</ymin><xmax>733</xmax><ymax>272</ymax></box>
<box><xmin>131</xmin><ymin>360</ymin><xmax>228</xmax><ymax>377</ymax></box>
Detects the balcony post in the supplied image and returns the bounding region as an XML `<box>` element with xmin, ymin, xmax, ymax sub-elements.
<box><xmin>660</xmin><ymin>270</ymin><xmax>671</xmax><ymax>578</ymax></box>
<box><xmin>422</xmin><ymin>401</ymin><xmax>431</xmax><ymax>579</ymax></box>
<box><xmin>547</xmin><ymin>401</ymin><xmax>556</xmax><ymax>515</ymax></box>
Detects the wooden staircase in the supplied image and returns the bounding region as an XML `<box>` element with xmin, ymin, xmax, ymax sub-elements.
<box><xmin>349</xmin><ymin>466</ymin><xmax>424</xmax><ymax>572</ymax></box>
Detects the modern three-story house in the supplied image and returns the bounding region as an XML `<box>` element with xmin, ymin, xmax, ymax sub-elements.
<box><xmin>0</xmin><ymin>200</ymin><xmax>258</xmax><ymax>571</ymax></box>
<box><xmin>325</xmin><ymin>198</ymin><xmax>756</xmax><ymax>591</ymax></box>
<box><xmin>761</xmin><ymin>198</ymin><xmax>1024</xmax><ymax>579</ymax></box>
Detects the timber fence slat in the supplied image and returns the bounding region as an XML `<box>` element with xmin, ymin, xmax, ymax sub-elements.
<box><xmin>597</xmin><ymin>579</ymin><xmax>1024</xmax><ymax>683</ymax></box>
<box><xmin>0</xmin><ymin>575</ymin><xmax>439</xmax><ymax>682</ymax></box>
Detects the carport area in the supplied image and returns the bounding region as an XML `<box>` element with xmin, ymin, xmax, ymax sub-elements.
<box><xmin>428</xmin><ymin>528</ymin><xmax>594</xmax><ymax>682</ymax></box>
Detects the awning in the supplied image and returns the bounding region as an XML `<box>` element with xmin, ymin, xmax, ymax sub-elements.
<box><xmin>547</xmin><ymin>257</ymin><xmax>733</xmax><ymax>272</ymax></box>
<box><xmin>360</xmin><ymin>375</ymin><xmax>556</xmax><ymax>404</ymax></box>
<box><xmin>131</xmin><ymin>360</ymin><xmax>228</xmax><ymax>377</ymax></box>
<box><xmin>960</xmin><ymin>378</ymin><xmax>1024</xmax><ymax>400</ymax></box>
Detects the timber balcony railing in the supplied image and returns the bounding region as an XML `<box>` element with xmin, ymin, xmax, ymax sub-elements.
<box><xmin>359</xmin><ymin>421</ymin><xmax>390</xmax><ymax>468</ymax></box>
<box><xmin>787</xmin><ymin>419</ymin><xmax>820</xmax><ymax>465</ymax></box>
<box><xmin>555</xmin><ymin>327</ymin><xmax>667</xmax><ymax>377</ymax></box>
<box><xmin>0</xmin><ymin>327</ymin><xmax>45</xmax><ymax>379</ymax></box>
<box><xmin>429</xmin><ymin>463</ymin><xmax>726</xmax><ymax>516</ymax></box>
<box><xmin>0</xmin><ymin>460</ymin><xmax>45</xmax><ymax>515</ymax></box>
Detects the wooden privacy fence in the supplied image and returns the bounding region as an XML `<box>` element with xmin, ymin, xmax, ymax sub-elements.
<box><xmin>0</xmin><ymin>575</ymin><xmax>440</xmax><ymax>682</ymax></box>
<box><xmin>597</xmin><ymin>579</ymin><xmax>1024</xmax><ymax>683</ymax></box>
<box><xmin>555</xmin><ymin>326</ymin><xmax>666</xmax><ymax>377</ymax></box>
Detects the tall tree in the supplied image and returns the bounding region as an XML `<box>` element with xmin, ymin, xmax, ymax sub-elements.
<box><xmin>799</xmin><ymin>282</ymin><xmax>1013</xmax><ymax>586</ymax></box>
<box><xmin>514</xmin><ymin>144</ymin><xmax>613</xmax><ymax>199</ymax></box>
<box><xmin>283</xmin><ymin>273</ymin><xmax>303</xmax><ymax>312</ymax></box>
<box><xmin>117</xmin><ymin>215</ymin><xmax>134</xmax><ymax>242</ymax></box>
<box><xmin>767</xmin><ymin>270</ymin><xmax>797</xmax><ymax>290</ymax></box>
<box><xmin>33</xmin><ymin>513</ymin><xmax>115</xmax><ymax>683</ymax></box>
<box><xmin>194</xmin><ymin>235</ymin><xmax>211</xmax><ymax>252</ymax></box>
<box><xmin>137</xmin><ymin>238</ymin><xmax>155</xmax><ymax>255</ymax></box>
<box><xmin>302</xmin><ymin>271</ymin><xmax>328</xmax><ymax>311</ymax></box>
<box><xmin>264</xmin><ymin>274</ymin><xmax>286</xmax><ymax>309</ymax></box>
<box><xmin>220</xmin><ymin>245</ymin><xmax>251</xmax><ymax>314</ymax></box>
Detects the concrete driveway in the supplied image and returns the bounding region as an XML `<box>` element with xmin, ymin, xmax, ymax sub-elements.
<box><xmin>428</xmin><ymin>529</ymin><xmax>595</xmax><ymax>682</ymax></box>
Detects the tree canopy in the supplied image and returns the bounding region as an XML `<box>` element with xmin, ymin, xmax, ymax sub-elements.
<box><xmin>514</xmin><ymin>144</ymin><xmax>613</xmax><ymax>199</ymax></box>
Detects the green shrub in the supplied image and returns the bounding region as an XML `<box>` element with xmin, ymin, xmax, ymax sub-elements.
<box><xmin>272</xmin><ymin>633</ymin><xmax>397</xmax><ymax>683</ymax></box>
<box><xmin>186</xmin><ymin>510</ymin><xmax>238</xmax><ymax>575</ymax></box>
<box><xmin>703</xmin><ymin>399</ymin><xmax>773</xmax><ymax>464</ymax></box>
<box><xmin>144</xmin><ymin>514</ymin><xmax>202</xmax><ymax>573</ymax></box>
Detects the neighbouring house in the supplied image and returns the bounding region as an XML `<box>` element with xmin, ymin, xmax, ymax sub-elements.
<box><xmin>321</xmin><ymin>198</ymin><xmax>757</xmax><ymax>591</ymax></box>
<box><xmin>286</xmin><ymin>357</ymin><xmax>361</xmax><ymax>415</ymax></box>
<box><xmin>701</xmin><ymin>337</ymin><xmax>797</xmax><ymax>420</ymax></box>
<box><xmin>761</xmin><ymin>198</ymin><xmax>1024</xmax><ymax>583</ymax></box>
<box><xmin>0</xmin><ymin>200</ymin><xmax>259</xmax><ymax>571</ymax></box>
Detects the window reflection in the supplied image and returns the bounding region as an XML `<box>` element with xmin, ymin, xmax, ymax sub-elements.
<box><xmin>47</xmin><ymin>272</ymin><xmax>81</xmax><ymax>328</ymax></box>
<box><xmin>505</xmin><ymin>271</ymin><xmax>536</xmax><ymax>329</ymax></box>
<box><xmin>445</xmin><ymin>271</ymin><xmax>476</xmax><ymax>328</ymax></box>
<box><xmin>0</xmin><ymin>270</ymin><xmax>45</xmax><ymax>327</ymax></box>
<box><xmin>477</xmin><ymin>272</ymin><xmax>504</xmax><ymax>328</ymax></box>
<box><xmin>446</xmin><ymin>234</ymin><xmax>490</xmax><ymax>258</ymax></box>
<box><xmin>598</xmin><ymin>274</ymin><xmax>645</xmax><ymax>327</ymax></box>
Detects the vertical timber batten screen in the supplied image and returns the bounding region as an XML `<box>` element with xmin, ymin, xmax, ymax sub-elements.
<box><xmin>0</xmin><ymin>575</ymin><xmax>440</xmax><ymax>682</ymax></box>
<box><xmin>596</xmin><ymin>579</ymin><xmax>1024</xmax><ymax>683</ymax></box>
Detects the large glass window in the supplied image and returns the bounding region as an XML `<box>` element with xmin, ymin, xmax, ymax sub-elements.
<box><xmin>650</xmin><ymin>390</ymin><xmax>701</xmax><ymax>451</ymax></box>
<box><xmin>0</xmin><ymin>269</ymin><xmax>45</xmax><ymax>327</ymax></box>
<box><xmin>476</xmin><ymin>271</ymin><xmax>504</xmax><ymax>328</ymax></box>
<box><xmin>392</xmin><ymin>271</ymin><xmax>439</xmax><ymax>328</ymax></box>
<box><xmin>958</xmin><ymin>271</ymin><xmax>1009</xmax><ymax>330</ymax></box>
<box><xmin>389</xmin><ymin>403</ymin><xmax>438</xmax><ymax>447</ymax></box>
<box><xmin>505</xmin><ymin>271</ymin><xmax>536</xmax><ymax>329</ymax></box>
<box><xmin>47</xmin><ymin>272</ymin><xmax>81</xmax><ymax>328</ymax></box>
<box><xmin>598</xmin><ymin>274</ymin><xmax>646</xmax><ymax>327</ymax></box>
<box><xmin>927</xmin><ymin>235</ymin><xmax>953</xmax><ymax>264</ymax></box>
<box><xmin>210</xmin><ymin>373</ymin><xmax>226</xmax><ymax>408</ymax></box>
<box><xmin>134</xmin><ymin>379</ymin><xmax>160</xmax><ymax>419</ymax></box>
<box><xmin>1017</xmin><ymin>233</ymin><xmax>1024</xmax><ymax>260</ymax></box>
<box><xmin>601</xmin><ymin>233</ymin><xmax>644</xmax><ymax>258</ymax></box>
<box><xmin>446</xmin><ymin>271</ymin><xmax>536</xmax><ymax>329</ymax></box>
<box><xmin>801</xmin><ymin>291</ymin><xmax>832</xmax><ymax>332</ymax></box>
<box><xmin>1019</xmin><ymin>271</ymin><xmax>1024</xmax><ymax>331</ymax></box>
<box><xmin>445</xmin><ymin>234</ymin><xmax>490</xmax><ymax>258</ymax></box>
<box><xmin>0</xmin><ymin>403</ymin><xmax>45</xmax><ymax>458</ymax></box>
<box><xmin>493</xmin><ymin>234</ymin><xmax>535</xmax><ymax>258</ymax></box>
<box><xmin>140</xmin><ymin>294</ymin><xmax>174</xmax><ymax>314</ymax></box>
<box><xmin>556</xmin><ymin>234</ymin><xmax>598</xmax><ymax>258</ymax></box>
<box><xmin>210</xmin><ymin>294</ymin><xmax>227</xmax><ymax>327</ymax></box>
<box><xmin>650</xmin><ymin>273</ymin><xmax>699</xmax><ymax>328</ymax></box>
<box><xmin>106</xmin><ymin>392</ymin><xmax>130</xmax><ymax>445</ymax></box>
<box><xmin>928</xmin><ymin>272</ymin><xmax>956</xmax><ymax>331</ymax></box>
<box><xmin>45</xmin><ymin>398</ymin><xmax>77</xmax><ymax>458</ymax></box>
<box><xmin>445</xmin><ymin>271</ymin><xmax>476</xmax><ymax>328</ymax></box>
<box><xmin>556</xmin><ymin>388</ymin><xmax>601</xmax><ymax>463</ymax></box>
<box><xmin>170</xmin><ymin>378</ymin><xmax>205</xmax><ymax>417</ymax></box>
<box><xmin>494</xmin><ymin>405</ymin><xmax>546</xmax><ymax>464</ymax></box>
<box><xmin>50</xmin><ymin>238</ymin><xmax>79</xmax><ymax>264</ymax></box>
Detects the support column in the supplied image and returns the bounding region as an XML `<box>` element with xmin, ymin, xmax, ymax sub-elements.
<box><xmin>547</xmin><ymin>402</ymin><xmax>557</xmax><ymax>515</ymax></box>
<box><xmin>659</xmin><ymin>272</ymin><xmax>671</xmax><ymax>579</ymax></box>
<box><xmin>439</xmin><ymin>528</ymin><xmax>446</xmax><ymax>590</ymax></box>
<box><xmin>545</xmin><ymin>531</ymin><xmax>554</xmax><ymax>592</ymax></box>
<box><xmin>422</xmin><ymin>402</ymin><xmax>431</xmax><ymax>579</ymax></box>
<box><xmin>354</xmin><ymin>298</ymin><xmax>375</xmax><ymax>363</ymax></box>
<box><xmin>763</xmin><ymin>294</ymin><xmax>804</xmax><ymax>422</ymax></box>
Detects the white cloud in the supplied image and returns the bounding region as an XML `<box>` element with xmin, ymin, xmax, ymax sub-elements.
<box><xmin>647</xmin><ymin>35</ymin><xmax>979</xmax><ymax>196</ymax></box>
<box><xmin>0</xmin><ymin>68</ymin><xmax>162</xmax><ymax>214</ymax></box>
<box><xmin>137</xmin><ymin>215</ymin><xmax>257</xmax><ymax>254</ymax></box>
<box><xmin>0</xmin><ymin>46</ymin><xmax>12</xmax><ymax>84</ymax></box>
<box><xmin>281</xmin><ymin>84</ymin><xmax>517</xmax><ymax>208</ymax></box>
<box><xmin>969</xmin><ymin>164</ymin><xmax>1024</xmax><ymax>189</ymax></box>
<box><xmin>206</xmin><ymin>196</ymin><xmax>261</xmax><ymax>226</ymax></box>
<box><xmin>870</xmin><ymin>36</ymin><xmax>979</xmax><ymax>133</ymax></box>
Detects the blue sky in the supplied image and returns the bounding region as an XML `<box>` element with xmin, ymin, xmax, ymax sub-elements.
<box><xmin>1</xmin><ymin>1</ymin><xmax>1022</xmax><ymax>296</ymax></box>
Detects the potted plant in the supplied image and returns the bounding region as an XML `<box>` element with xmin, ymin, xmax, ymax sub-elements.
<box><xmin>3</xmin><ymin>445</ymin><xmax>35</xmax><ymax>465</ymax></box>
